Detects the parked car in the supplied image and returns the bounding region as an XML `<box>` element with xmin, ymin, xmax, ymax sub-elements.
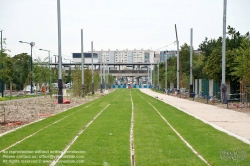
<box><xmin>23</xmin><ymin>85</ymin><xmax>37</xmax><ymax>93</ymax></box>
<box><xmin>52</xmin><ymin>83</ymin><xmax>58</xmax><ymax>88</ymax></box>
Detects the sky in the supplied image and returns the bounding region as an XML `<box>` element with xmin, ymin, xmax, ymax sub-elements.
<box><xmin>1</xmin><ymin>0</ymin><xmax>250</xmax><ymax>62</ymax></box>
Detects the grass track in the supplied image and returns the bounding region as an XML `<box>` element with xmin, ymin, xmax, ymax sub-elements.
<box><xmin>136</xmin><ymin>89</ymin><xmax>250</xmax><ymax>165</ymax></box>
<box><xmin>132</xmin><ymin>90</ymin><xmax>206</xmax><ymax>166</ymax></box>
<box><xmin>59</xmin><ymin>89</ymin><xmax>131</xmax><ymax>165</ymax></box>
<box><xmin>0</xmin><ymin>89</ymin><xmax>250</xmax><ymax>165</ymax></box>
<box><xmin>0</xmin><ymin>91</ymin><xmax>118</xmax><ymax>166</ymax></box>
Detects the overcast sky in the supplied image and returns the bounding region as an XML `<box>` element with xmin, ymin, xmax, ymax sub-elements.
<box><xmin>1</xmin><ymin>0</ymin><xmax>249</xmax><ymax>61</ymax></box>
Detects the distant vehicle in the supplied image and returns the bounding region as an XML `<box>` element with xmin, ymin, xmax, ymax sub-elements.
<box><xmin>52</xmin><ymin>83</ymin><xmax>58</xmax><ymax>88</ymax></box>
<box><xmin>66</xmin><ymin>83</ymin><xmax>72</xmax><ymax>88</ymax></box>
<box><xmin>23</xmin><ymin>85</ymin><xmax>38</xmax><ymax>93</ymax></box>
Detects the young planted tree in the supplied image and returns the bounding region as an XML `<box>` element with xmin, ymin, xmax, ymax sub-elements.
<box><xmin>71</xmin><ymin>66</ymin><xmax>82</xmax><ymax>97</ymax></box>
<box><xmin>33</xmin><ymin>57</ymin><xmax>50</xmax><ymax>97</ymax></box>
<box><xmin>166</xmin><ymin>56</ymin><xmax>177</xmax><ymax>89</ymax></box>
<box><xmin>3</xmin><ymin>56</ymin><xmax>14</xmax><ymax>97</ymax></box>
<box><xmin>94</xmin><ymin>71</ymin><xmax>100</xmax><ymax>91</ymax></box>
<box><xmin>71</xmin><ymin>67</ymin><xmax>93</xmax><ymax>96</ymax></box>
<box><xmin>107</xmin><ymin>74</ymin><xmax>114</xmax><ymax>88</ymax></box>
<box><xmin>179</xmin><ymin>43</ymin><xmax>192</xmax><ymax>88</ymax></box>
<box><xmin>231</xmin><ymin>37</ymin><xmax>250</xmax><ymax>91</ymax></box>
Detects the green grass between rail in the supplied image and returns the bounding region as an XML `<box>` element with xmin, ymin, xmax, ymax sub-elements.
<box><xmin>60</xmin><ymin>89</ymin><xmax>131</xmax><ymax>165</ymax></box>
<box><xmin>132</xmin><ymin>90</ymin><xmax>206</xmax><ymax>165</ymax></box>
<box><xmin>137</xmin><ymin>89</ymin><xmax>250</xmax><ymax>165</ymax></box>
<box><xmin>0</xmin><ymin>89</ymin><xmax>250</xmax><ymax>165</ymax></box>
<box><xmin>0</xmin><ymin>91</ymin><xmax>118</xmax><ymax>166</ymax></box>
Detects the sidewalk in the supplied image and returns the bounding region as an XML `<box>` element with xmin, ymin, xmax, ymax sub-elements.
<box><xmin>140</xmin><ymin>89</ymin><xmax>250</xmax><ymax>145</ymax></box>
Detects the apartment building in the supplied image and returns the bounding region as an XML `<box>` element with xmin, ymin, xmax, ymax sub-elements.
<box><xmin>160</xmin><ymin>50</ymin><xmax>177</xmax><ymax>62</ymax></box>
<box><xmin>88</xmin><ymin>49</ymin><xmax>155</xmax><ymax>70</ymax></box>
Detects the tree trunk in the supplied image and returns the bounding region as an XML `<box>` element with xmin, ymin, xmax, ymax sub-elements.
<box><xmin>10</xmin><ymin>82</ymin><xmax>12</xmax><ymax>98</ymax></box>
<box><xmin>24</xmin><ymin>84</ymin><xmax>27</xmax><ymax>96</ymax></box>
<box><xmin>44</xmin><ymin>83</ymin><xmax>47</xmax><ymax>98</ymax></box>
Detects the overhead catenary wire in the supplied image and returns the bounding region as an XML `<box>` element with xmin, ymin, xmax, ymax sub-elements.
<box><xmin>156</xmin><ymin>41</ymin><xmax>176</xmax><ymax>51</ymax></box>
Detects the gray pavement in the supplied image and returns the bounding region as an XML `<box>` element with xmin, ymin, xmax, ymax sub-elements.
<box><xmin>140</xmin><ymin>89</ymin><xmax>250</xmax><ymax>145</ymax></box>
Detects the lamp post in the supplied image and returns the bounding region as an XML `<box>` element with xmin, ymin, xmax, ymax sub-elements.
<box><xmin>0</xmin><ymin>30</ymin><xmax>3</xmax><ymax>97</ymax></box>
<box><xmin>64</xmin><ymin>58</ymin><xmax>72</xmax><ymax>85</ymax></box>
<box><xmin>39</xmin><ymin>49</ymin><xmax>51</xmax><ymax>88</ymax></box>
<box><xmin>19</xmin><ymin>41</ymin><xmax>35</xmax><ymax>94</ymax></box>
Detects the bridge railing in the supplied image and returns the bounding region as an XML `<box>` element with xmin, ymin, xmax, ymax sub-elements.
<box><xmin>112</xmin><ymin>84</ymin><xmax>152</xmax><ymax>89</ymax></box>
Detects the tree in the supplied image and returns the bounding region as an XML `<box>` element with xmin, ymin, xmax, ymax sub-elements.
<box><xmin>0</xmin><ymin>38</ymin><xmax>12</xmax><ymax>94</ymax></box>
<box><xmin>72</xmin><ymin>66</ymin><xmax>82</xmax><ymax>96</ymax></box>
<box><xmin>192</xmin><ymin>53</ymin><xmax>206</xmax><ymax>79</ymax></box>
<box><xmin>3</xmin><ymin>55</ymin><xmax>14</xmax><ymax>96</ymax></box>
<box><xmin>12</xmin><ymin>53</ymin><xmax>30</xmax><ymax>90</ymax></box>
<box><xmin>33</xmin><ymin>57</ymin><xmax>51</xmax><ymax>95</ymax></box>
<box><xmin>203</xmin><ymin>47</ymin><xmax>222</xmax><ymax>82</ymax></box>
<box><xmin>166</xmin><ymin>56</ymin><xmax>177</xmax><ymax>87</ymax></box>
<box><xmin>94</xmin><ymin>71</ymin><xmax>100</xmax><ymax>91</ymax></box>
<box><xmin>179</xmin><ymin>43</ymin><xmax>191</xmax><ymax>88</ymax></box>
<box><xmin>200</xmin><ymin>26</ymin><xmax>248</xmax><ymax>84</ymax></box>
<box><xmin>199</xmin><ymin>37</ymin><xmax>220</xmax><ymax>59</ymax></box>
<box><xmin>107</xmin><ymin>74</ymin><xmax>114</xmax><ymax>88</ymax></box>
<box><xmin>231</xmin><ymin>37</ymin><xmax>250</xmax><ymax>85</ymax></box>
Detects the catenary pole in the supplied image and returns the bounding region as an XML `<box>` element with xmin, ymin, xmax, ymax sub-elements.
<box><xmin>190</xmin><ymin>28</ymin><xmax>194</xmax><ymax>97</ymax></box>
<box><xmin>100</xmin><ymin>52</ymin><xmax>103</xmax><ymax>93</ymax></box>
<box><xmin>57</xmin><ymin>0</ymin><xmax>63</xmax><ymax>104</ymax></box>
<box><xmin>91</xmin><ymin>41</ymin><xmax>94</xmax><ymax>95</ymax></box>
<box><xmin>81</xmin><ymin>29</ymin><xmax>84</xmax><ymax>98</ymax></box>
<box><xmin>175</xmin><ymin>24</ymin><xmax>180</xmax><ymax>90</ymax></box>
<box><xmin>221</xmin><ymin>0</ymin><xmax>227</xmax><ymax>104</ymax></box>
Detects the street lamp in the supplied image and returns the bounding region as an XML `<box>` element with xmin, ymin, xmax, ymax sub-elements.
<box><xmin>19</xmin><ymin>40</ymin><xmax>35</xmax><ymax>93</ymax></box>
<box><xmin>64</xmin><ymin>58</ymin><xmax>72</xmax><ymax>85</ymax></box>
<box><xmin>0</xmin><ymin>30</ymin><xmax>4</xmax><ymax>97</ymax></box>
<box><xmin>39</xmin><ymin>48</ymin><xmax>51</xmax><ymax>88</ymax></box>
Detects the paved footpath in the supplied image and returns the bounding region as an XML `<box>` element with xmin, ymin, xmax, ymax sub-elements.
<box><xmin>140</xmin><ymin>89</ymin><xmax>250</xmax><ymax>145</ymax></box>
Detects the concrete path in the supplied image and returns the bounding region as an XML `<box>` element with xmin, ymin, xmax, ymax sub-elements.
<box><xmin>140</xmin><ymin>89</ymin><xmax>250</xmax><ymax>145</ymax></box>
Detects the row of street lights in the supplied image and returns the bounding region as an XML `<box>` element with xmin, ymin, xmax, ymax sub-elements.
<box><xmin>2</xmin><ymin>0</ymin><xmax>71</xmax><ymax>104</ymax></box>
<box><xmin>19</xmin><ymin>40</ymin><xmax>74</xmax><ymax>95</ymax></box>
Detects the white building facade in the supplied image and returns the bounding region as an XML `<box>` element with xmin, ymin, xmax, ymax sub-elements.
<box><xmin>88</xmin><ymin>49</ymin><xmax>155</xmax><ymax>70</ymax></box>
